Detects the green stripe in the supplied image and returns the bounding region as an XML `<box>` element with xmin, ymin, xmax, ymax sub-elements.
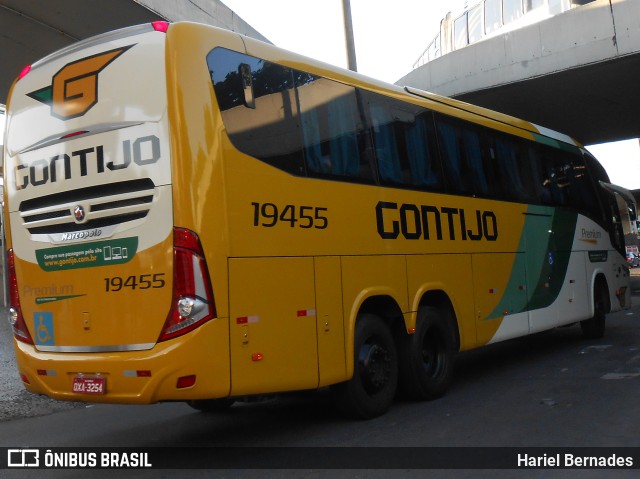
<box><xmin>525</xmin><ymin>207</ymin><xmax>576</xmax><ymax>311</ymax></box>
<box><xmin>36</xmin><ymin>294</ymin><xmax>85</xmax><ymax>304</ymax></box>
<box><xmin>483</xmin><ymin>206</ymin><xmax>576</xmax><ymax>320</ymax></box>
<box><xmin>532</xmin><ymin>133</ymin><xmax>580</xmax><ymax>154</ymax></box>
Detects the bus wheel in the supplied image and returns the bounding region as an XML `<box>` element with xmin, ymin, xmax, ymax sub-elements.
<box><xmin>580</xmin><ymin>281</ymin><xmax>608</xmax><ymax>339</ymax></box>
<box><xmin>398</xmin><ymin>306</ymin><xmax>455</xmax><ymax>401</ymax></box>
<box><xmin>332</xmin><ymin>314</ymin><xmax>398</xmax><ymax>419</ymax></box>
<box><xmin>186</xmin><ymin>398</ymin><xmax>235</xmax><ymax>412</ymax></box>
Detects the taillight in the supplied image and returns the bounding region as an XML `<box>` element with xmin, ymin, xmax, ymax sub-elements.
<box><xmin>152</xmin><ymin>21</ymin><xmax>170</xmax><ymax>33</ymax></box>
<box><xmin>17</xmin><ymin>65</ymin><xmax>31</xmax><ymax>81</ymax></box>
<box><xmin>159</xmin><ymin>228</ymin><xmax>216</xmax><ymax>342</ymax></box>
<box><xmin>7</xmin><ymin>250</ymin><xmax>34</xmax><ymax>344</ymax></box>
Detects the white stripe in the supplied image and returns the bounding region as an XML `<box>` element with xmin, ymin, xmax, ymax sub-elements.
<box><xmin>532</xmin><ymin>123</ymin><xmax>579</xmax><ymax>146</ymax></box>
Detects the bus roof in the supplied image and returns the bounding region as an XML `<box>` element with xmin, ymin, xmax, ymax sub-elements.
<box><xmin>11</xmin><ymin>20</ymin><xmax>582</xmax><ymax>156</ymax></box>
<box><xmin>236</xmin><ymin>25</ymin><xmax>581</xmax><ymax>152</ymax></box>
<box><xmin>403</xmin><ymin>86</ymin><xmax>581</xmax><ymax>150</ymax></box>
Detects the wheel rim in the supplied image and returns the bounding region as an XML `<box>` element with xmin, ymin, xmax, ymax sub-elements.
<box><xmin>358</xmin><ymin>337</ymin><xmax>392</xmax><ymax>395</ymax></box>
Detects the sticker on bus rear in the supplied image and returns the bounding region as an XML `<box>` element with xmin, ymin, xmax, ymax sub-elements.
<box><xmin>35</xmin><ymin>237</ymin><xmax>138</xmax><ymax>271</ymax></box>
<box><xmin>34</xmin><ymin>312</ymin><xmax>54</xmax><ymax>346</ymax></box>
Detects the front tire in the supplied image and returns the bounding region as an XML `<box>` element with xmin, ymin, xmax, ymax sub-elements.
<box><xmin>580</xmin><ymin>281</ymin><xmax>608</xmax><ymax>339</ymax></box>
<box><xmin>398</xmin><ymin>306</ymin><xmax>456</xmax><ymax>400</ymax></box>
<box><xmin>332</xmin><ymin>314</ymin><xmax>398</xmax><ymax>419</ymax></box>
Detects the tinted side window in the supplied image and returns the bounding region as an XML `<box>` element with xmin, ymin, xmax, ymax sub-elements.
<box><xmin>297</xmin><ymin>77</ymin><xmax>373</xmax><ymax>182</ymax></box>
<box><xmin>435</xmin><ymin>116</ymin><xmax>492</xmax><ymax>197</ymax></box>
<box><xmin>404</xmin><ymin>112</ymin><xmax>443</xmax><ymax>190</ymax></box>
<box><xmin>364</xmin><ymin>92</ymin><xmax>443</xmax><ymax>190</ymax></box>
<box><xmin>462</xmin><ymin>127</ymin><xmax>492</xmax><ymax>196</ymax></box>
<box><xmin>489</xmin><ymin>134</ymin><xmax>535</xmax><ymax>203</ymax></box>
<box><xmin>584</xmin><ymin>152</ymin><xmax>610</xmax><ymax>184</ymax></box>
<box><xmin>529</xmin><ymin>145</ymin><xmax>600</xmax><ymax>213</ymax></box>
<box><xmin>436</xmin><ymin>119</ymin><xmax>469</xmax><ymax>194</ymax></box>
<box><xmin>566</xmin><ymin>154</ymin><xmax>599</xmax><ymax>214</ymax></box>
<box><xmin>207</xmin><ymin>48</ymin><xmax>305</xmax><ymax>175</ymax></box>
<box><xmin>535</xmin><ymin>146</ymin><xmax>569</xmax><ymax>206</ymax></box>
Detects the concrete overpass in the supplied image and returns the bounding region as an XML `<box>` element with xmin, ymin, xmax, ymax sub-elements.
<box><xmin>0</xmin><ymin>0</ymin><xmax>267</xmax><ymax>104</ymax></box>
<box><xmin>397</xmin><ymin>0</ymin><xmax>640</xmax><ymax>146</ymax></box>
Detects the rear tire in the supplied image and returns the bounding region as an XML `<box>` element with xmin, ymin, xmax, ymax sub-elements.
<box><xmin>332</xmin><ymin>314</ymin><xmax>398</xmax><ymax>419</ymax></box>
<box><xmin>580</xmin><ymin>281</ymin><xmax>608</xmax><ymax>339</ymax></box>
<box><xmin>398</xmin><ymin>306</ymin><xmax>456</xmax><ymax>400</ymax></box>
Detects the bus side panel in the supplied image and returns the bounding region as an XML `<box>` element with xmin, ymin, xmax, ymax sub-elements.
<box><xmin>228</xmin><ymin>257</ymin><xmax>318</xmax><ymax>395</ymax></box>
<box><xmin>474</xmin><ymin>252</ymin><xmax>529</xmax><ymax>344</ymax></box>
<box><xmin>314</xmin><ymin>256</ymin><xmax>347</xmax><ymax>387</ymax></box>
<box><xmin>165</xmin><ymin>23</ymin><xmax>248</xmax><ymax>322</ymax></box>
<box><xmin>406</xmin><ymin>253</ymin><xmax>476</xmax><ymax>350</ymax></box>
<box><xmin>340</xmin><ymin>255</ymin><xmax>408</xmax><ymax>377</ymax></box>
<box><xmin>546</xmin><ymin>251</ymin><xmax>590</xmax><ymax>329</ymax></box>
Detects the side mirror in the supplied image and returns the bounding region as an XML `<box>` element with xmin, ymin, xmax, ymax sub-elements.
<box><xmin>239</xmin><ymin>63</ymin><xmax>256</xmax><ymax>109</ymax></box>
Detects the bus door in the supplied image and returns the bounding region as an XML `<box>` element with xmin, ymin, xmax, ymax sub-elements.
<box><xmin>525</xmin><ymin>209</ymin><xmax>560</xmax><ymax>333</ymax></box>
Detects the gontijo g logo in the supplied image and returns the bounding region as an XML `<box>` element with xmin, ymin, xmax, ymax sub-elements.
<box><xmin>27</xmin><ymin>45</ymin><xmax>133</xmax><ymax>120</ymax></box>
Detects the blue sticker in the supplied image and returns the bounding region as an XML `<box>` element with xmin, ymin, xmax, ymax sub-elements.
<box><xmin>34</xmin><ymin>312</ymin><xmax>54</xmax><ymax>346</ymax></box>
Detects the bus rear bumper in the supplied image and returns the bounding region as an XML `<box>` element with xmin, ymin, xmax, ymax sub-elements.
<box><xmin>12</xmin><ymin>319</ymin><xmax>231</xmax><ymax>404</ymax></box>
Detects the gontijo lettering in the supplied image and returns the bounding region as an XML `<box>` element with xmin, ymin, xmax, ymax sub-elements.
<box><xmin>376</xmin><ymin>201</ymin><xmax>498</xmax><ymax>241</ymax></box>
<box><xmin>14</xmin><ymin>135</ymin><xmax>160</xmax><ymax>190</ymax></box>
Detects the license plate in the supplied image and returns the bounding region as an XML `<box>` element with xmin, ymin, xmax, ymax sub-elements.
<box><xmin>72</xmin><ymin>376</ymin><xmax>106</xmax><ymax>395</ymax></box>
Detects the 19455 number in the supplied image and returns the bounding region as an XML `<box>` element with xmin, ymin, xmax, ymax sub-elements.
<box><xmin>104</xmin><ymin>273</ymin><xmax>166</xmax><ymax>292</ymax></box>
<box><xmin>252</xmin><ymin>202</ymin><xmax>328</xmax><ymax>229</ymax></box>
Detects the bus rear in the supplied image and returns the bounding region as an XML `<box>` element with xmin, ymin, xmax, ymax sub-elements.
<box><xmin>3</xmin><ymin>22</ymin><xmax>227</xmax><ymax>403</ymax></box>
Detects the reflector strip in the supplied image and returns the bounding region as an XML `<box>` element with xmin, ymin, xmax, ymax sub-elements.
<box><xmin>236</xmin><ymin>315</ymin><xmax>260</xmax><ymax>324</ymax></box>
<box><xmin>296</xmin><ymin>309</ymin><xmax>316</xmax><ymax>317</ymax></box>
<box><xmin>176</xmin><ymin>375</ymin><xmax>196</xmax><ymax>389</ymax></box>
<box><xmin>61</xmin><ymin>130</ymin><xmax>88</xmax><ymax>140</ymax></box>
<box><xmin>123</xmin><ymin>370</ymin><xmax>152</xmax><ymax>377</ymax></box>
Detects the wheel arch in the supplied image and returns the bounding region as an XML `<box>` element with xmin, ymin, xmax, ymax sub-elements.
<box><xmin>345</xmin><ymin>292</ymin><xmax>404</xmax><ymax>379</ymax></box>
<box><xmin>344</xmin><ymin>288</ymin><xmax>462</xmax><ymax>377</ymax></box>
<box><xmin>416</xmin><ymin>289</ymin><xmax>461</xmax><ymax>353</ymax></box>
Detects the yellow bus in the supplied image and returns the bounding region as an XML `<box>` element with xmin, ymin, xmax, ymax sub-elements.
<box><xmin>3</xmin><ymin>21</ymin><xmax>632</xmax><ymax>419</ymax></box>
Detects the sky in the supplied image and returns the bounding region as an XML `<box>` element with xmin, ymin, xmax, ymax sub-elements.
<box><xmin>222</xmin><ymin>0</ymin><xmax>460</xmax><ymax>84</ymax></box>
<box><xmin>221</xmin><ymin>0</ymin><xmax>640</xmax><ymax>190</ymax></box>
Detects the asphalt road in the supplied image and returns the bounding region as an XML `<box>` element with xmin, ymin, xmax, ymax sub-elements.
<box><xmin>1</xmin><ymin>270</ymin><xmax>640</xmax><ymax>478</ymax></box>
<box><xmin>0</xmin><ymin>266</ymin><xmax>86</xmax><ymax>421</ymax></box>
